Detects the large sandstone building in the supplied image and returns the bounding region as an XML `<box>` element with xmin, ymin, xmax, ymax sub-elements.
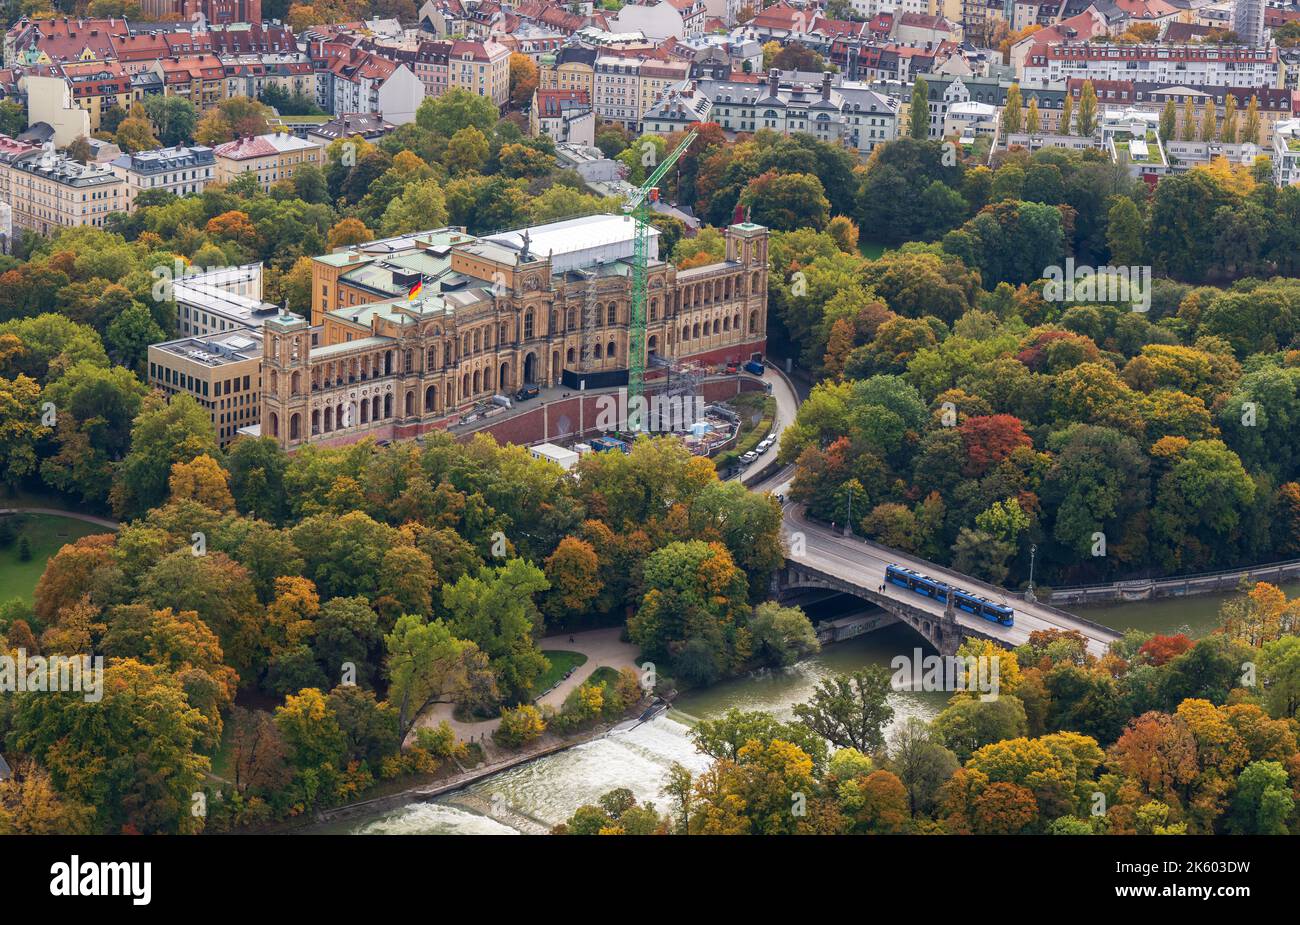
<box><xmin>261</xmin><ymin>214</ymin><xmax>769</xmax><ymax>449</ymax></box>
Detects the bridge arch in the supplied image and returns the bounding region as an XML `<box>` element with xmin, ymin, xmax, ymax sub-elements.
<box><xmin>774</xmin><ymin>561</ymin><xmax>977</xmax><ymax>657</ymax></box>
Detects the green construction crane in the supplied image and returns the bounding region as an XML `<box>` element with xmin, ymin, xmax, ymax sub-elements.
<box><xmin>625</xmin><ymin>129</ymin><xmax>697</xmax><ymax>418</ymax></box>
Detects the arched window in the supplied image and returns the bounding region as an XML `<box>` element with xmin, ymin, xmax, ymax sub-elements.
<box><xmin>594</xmin><ymin>343</ymin><xmax>603</xmax><ymax>359</ymax></box>
<box><xmin>607</xmin><ymin>302</ymin><xmax>617</xmax><ymax>324</ymax></box>
<box><xmin>425</xmin><ymin>384</ymin><xmax>437</xmax><ymax>411</ymax></box>
<box><xmin>607</xmin><ymin>340</ymin><xmax>616</xmax><ymax>359</ymax></box>
<box><xmin>524</xmin><ymin>309</ymin><xmax>535</xmax><ymax>339</ymax></box>
<box><xmin>682</xmin><ymin>324</ymin><xmax>690</xmax><ymax>340</ymax></box>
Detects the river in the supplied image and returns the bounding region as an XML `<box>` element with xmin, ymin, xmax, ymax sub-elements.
<box><xmin>318</xmin><ymin>584</ymin><xmax>1260</xmax><ymax>835</ymax></box>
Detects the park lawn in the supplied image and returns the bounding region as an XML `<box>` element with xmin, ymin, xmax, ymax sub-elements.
<box><xmin>537</xmin><ymin>650</ymin><xmax>588</xmax><ymax>692</ymax></box>
<box><xmin>0</xmin><ymin>513</ymin><xmax>105</xmax><ymax>605</ymax></box>
<box><xmin>586</xmin><ymin>667</ymin><xmax>621</xmax><ymax>690</ymax></box>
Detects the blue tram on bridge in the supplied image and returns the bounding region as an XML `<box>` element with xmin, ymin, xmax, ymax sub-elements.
<box><xmin>884</xmin><ymin>564</ymin><xmax>1014</xmax><ymax>627</ymax></box>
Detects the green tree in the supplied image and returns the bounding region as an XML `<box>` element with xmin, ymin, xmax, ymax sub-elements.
<box><xmin>1106</xmin><ymin>196</ymin><xmax>1145</xmax><ymax>265</ymax></box>
<box><xmin>110</xmin><ymin>392</ymin><xmax>221</xmax><ymax>519</ymax></box>
<box><xmin>793</xmin><ymin>667</ymin><xmax>895</xmax><ymax>754</ymax></box>
<box><xmin>910</xmin><ymin>75</ymin><xmax>930</xmax><ymax>139</ymax></box>
<box><xmin>442</xmin><ymin>558</ymin><xmax>550</xmax><ymax>704</ymax></box>
<box><xmin>385</xmin><ymin>614</ymin><xmax>492</xmax><ymax>736</ymax></box>
<box><xmin>0</xmin><ymin>373</ymin><xmax>47</xmax><ymax>489</ymax></box>
<box><xmin>104</xmin><ymin>301</ymin><xmax>164</xmax><ymax>373</ymax></box>
<box><xmin>1227</xmin><ymin>760</ymin><xmax>1294</xmax><ymax>834</ymax></box>
<box><xmin>1242</xmin><ymin>95</ymin><xmax>1261</xmax><ymax>146</ymax></box>
<box><xmin>1002</xmin><ymin>84</ymin><xmax>1023</xmax><ymax>135</ymax></box>
<box><xmin>415</xmin><ymin>88</ymin><xmax>498</xmax><ymax>137</ymax></box>
<box><xmin>1158</xmin><ymin>99</ymin><xmax>1176</xmax><ymax>142</ymax></box>
<box><xmin>143</xmin><ymin>95</ymin><xmax>198</xmax><ymax>147</ymax></box>
<box><xmin>1076</xmin><ymin>81</ymin><xmax>1098</xmax><ymax>136</ymax></box>
<box><xmin>380</xmin><ymin>178</ymin><xmax>450</xmax><ymax>236</ymax></box>
<box><xmin>748</xmin><ymin>602</ymin><xmax>819</xmax><ymax>667</ymax></box>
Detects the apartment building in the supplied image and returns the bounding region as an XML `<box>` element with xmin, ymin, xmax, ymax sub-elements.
<box><xmin>0</xmin><ymin>137</ymin><xmax>126</xmax><ymax>234</ymax></box>
<box><xmin>327</xmin><ymin>50</ymin><xmax>425</xmax><ymax>125</ymax></box>
<box><xmin>223</xmin><ymin>53</ymin><xmax>315</xmax><ymax>101</ymax></box>
<box><xmin>445</xmin><ymin>38</ymin><xmax>510</xmax><ymax>108</ymax></box>
<box><xmin>893</xmin><ymin>74</ymin><xmax>1069</xmax><ymax>140</ymax></box>
<box><xmin>1273</xmin><ymin>118</ymin><xmax>1300</xmax><ymax>185</ymax></box>
<box><xmin>1070</xmin><ymin>80</ymin><xmax>1293</xmax><ymax>145</ymax></box>
<box><xmin>530</xmin><ymin>88</ymin><xmax>594</xmax><ymax>145</ymax></box>
<box><xmin>53</xmin><ymin>60</ymin><xmax>133</xmax><ymax>131</ymax></box>
<box><xmin>136</xmin><ymin>0</ymin><xmax>263</xmax><ymax>25</ymax></box>
<box><xmin>213</xmin><ymin>132</ymin><xmax>323</xmax><ymax>191</ymax></box>
<box><xmin>5</xmin><ymin>17</ymin><xmax>295</xmax><ymax>67</ymax></box>
<box><xmin>148</xmin><ymin>327</ymin><xmax>263</xmax><ymax>447</ymax></box>
<box><xmin>593</xmin><ymin>53</ymin><xmax>690</xmax><ymax>129</ymax></box>
<box><xmin>109</xmin><ymin>144</ymin><xmax>216</xmax><ymax>209</ymax></box>
<box><xmin>537</xmin><ymin>44</ymin><xmax>597</xmax><ymax>100</ymax></box>
<box><xmin>151</xmin><ymin>53</ymin><xmax>230</xmax><ymax>111</ymax></box>
<box><xmin>646</xmin><ymin>70</ymin><xmax>900</xmax><ymax>154</ymax></box>
<box><xmin>1022</xmin><ymin>42</ymin><xmax>1282</xmax><ymax>90</ymax></box>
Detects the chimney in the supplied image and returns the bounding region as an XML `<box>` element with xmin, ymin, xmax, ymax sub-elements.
<box><xmin>821</xmin><ymin>69</ymin><xmax>831</xmax><ymax>101</ymax></box>
<box><xmin>768</xmin><ymin>66</ymin><xmax>779</xmax><ymax>96</ymax></box>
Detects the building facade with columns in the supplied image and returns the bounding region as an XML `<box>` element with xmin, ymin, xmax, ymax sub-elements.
<box><xmin>263</xmin><ymin>215</ymin><xmax>769</xmax><ymax>449</ymax></box>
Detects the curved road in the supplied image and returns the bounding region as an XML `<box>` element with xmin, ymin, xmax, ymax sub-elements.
<box><xmin>0</xmin><ymin>507</ymin><xmax>120</xmax><ymax>530</ymax></box>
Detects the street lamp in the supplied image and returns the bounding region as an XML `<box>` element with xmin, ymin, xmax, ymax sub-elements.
<box><xmin>845</xmin><ymin>484</ymin><xmax>856</xmax><ymax>536</ymax></box>
<box><xmin>1026</xmin><ymin>543</ymin><xmax>1038</xmax><ymax>603</ymax></box>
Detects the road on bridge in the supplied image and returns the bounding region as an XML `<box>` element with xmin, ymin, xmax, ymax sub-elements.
<box><xmin>779</xmin><ymin>503</ymin><xmax>1118</xmax><ymax>657</ymax></box>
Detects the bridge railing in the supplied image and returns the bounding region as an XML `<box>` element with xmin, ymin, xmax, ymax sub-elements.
<box><xmin>1051</xmin><ymin>557</ymin><xmax>1300</xmax><ymax>604</ymax></box>
<box><xmin>793</xmin><ymin>508</ymin><xmax>1121</xmax><ymax>642</ymax></box>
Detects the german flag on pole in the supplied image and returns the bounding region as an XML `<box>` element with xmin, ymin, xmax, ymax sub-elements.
<box><xmin>408</xmin><ymin>280</ymin><xmax>423</xmax><ymax>301</ymax></box>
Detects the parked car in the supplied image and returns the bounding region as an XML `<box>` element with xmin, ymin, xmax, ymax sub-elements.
<box><xmin>740</xmin><ymin>451</ymin><xmax>758</xmax><ymax>465</ymax></box>
<box><xmin>515</xmin><ymin>384</ymin><xmax>540</xmax><ymax>401</ymax></box>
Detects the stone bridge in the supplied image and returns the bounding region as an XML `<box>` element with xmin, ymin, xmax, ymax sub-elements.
<box><xmin>776</xmin><ymin>508</ymin><xmax>1122</xmax><ymax>658</ymax></box>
